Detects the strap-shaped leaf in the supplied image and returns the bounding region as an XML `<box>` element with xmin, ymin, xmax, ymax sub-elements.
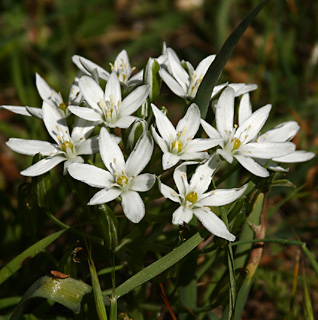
<box><xmin>194</xmin><ymin>0</ymin><xmax>270</xmax><ymax>118</ymax></box>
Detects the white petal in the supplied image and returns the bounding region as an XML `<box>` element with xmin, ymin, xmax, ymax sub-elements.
<box><xmin>172</xmin><ymin>206</ymin><xmax>193</xmax><ymax>225</ymax></box>
<box><xmin>128</xmin><ymin>70</ymin><xmax>143</xmax><ymax>86</ymax></box>
<box><xmin>71</xmin><ymin>118</ymin><xmax>95</xmax><ymax>142</ymax></box>
<box><xmin>126</xmin><ymin>132</ymin><xmax>153</xmax><ymax>176</ymax></box>
<box><xmin>63</xmin><ymin>157</ymin><xmax>84</xmax><ymax>174</ymax></box>
<box><xmin>158</xmin><ymin>181</ymin><xmax>180</xmax><ymax>203</ymax></box>
<box><xmin>273</xmin><ymin>150</ymin><xmax>315</xmax><ymax>163</ymax></box>
<box><xmin>72</xmin><ymin>55</ymin><xmax>109</xmax><ymax>80</ymax></box>
<box><xmin>173</xmin><ymin>162</ymin><xmax>189</xmax><ymax>195</ymax></box>
<box><xmin>236</xmin><ymin>104</ymin><xmax>271</xmax><ymax>143</ymax></box>
<box><xmin>151</xmin><ymin>126</ymin><xmax>168</xmax><ymax>152</ymax></box>
<box><xmin>7</xmin><ymin>138</ymin><xmax>57</xmax><ymax>156</ymax></box>
<box><xmin>179</xmin><ymin>151</ymin><xmax>209</xmax><ymax>161</ymax></box>
<box><xmin>99</xmin><ymin>127</ymin><xmax>125</xmax><ymax>173</ymax></box>
<box><xmin>199</xmin><ymin>184</ymin><xmax>248</xmax><ymax>207</ymax></box>
<box><xmin>151</xmin><ymin>104</ymin><xmax>176</xmax><ymax>142</ymax></box>
<box><xmin>110</xmin><ymin>115</ymin><xmax>137</xmax><ymax>129</ymax></box>
<box><xmin>195</xmin><ymin>55</ymin><xmax>215</xmax><ymax>77</ymax></box>
<box><xmin>235</xmin><ymin>155</ymin><xmax>269</xmax><ymax>177</ymax></box>
<box><xmin>68</xmin><ymin>106</ymin><xmax>102</xmax><ymax>122</ymax></box>
<box><xmin>159</xmin><ymin>69</ymin><xmax>186</xmax><ymax>98</ymax></box>
<box><xmin>217</xmin><ymin>149</ymin><xmax>233</xmax><ymax>163</ymax></box>
<box><xmin>105</xmin><ymin>73</ymin><xmax>121</xmax><ymax>105</ymax></box>
<box><xmin>79</xmin><ymin>76</ymin><xmax>104</xmax><ymax>112</ymax></box>
<box><xmin>36</xmin><ymin>73</ymin><xmax>60</xmax><ymax>105</ymax></box>
<box><xmin>20</xmin><ymin>156</ymin><xmax>65</xmax><ymax>176</ymax></box>
<box><xmin>229</xmin><ymin>83</ymin><xmax>258</xmax><ymax>97</ymax></box>
<box><xmin>77</xmin><ymin>136</ymin><xmax>99</xmax><ymax>155</ymax></box>
<box><xmin>1</xmin><ymin>105</ymin><xmax>32</xmax><ymax>117</ymax></box>
<box><xmin>176</xmin><ymin>104</ymin><xmax>200</xmax><ymax>140</ymax></box>
<box><xmin>194</xmin><ymin>208</ymin><xmax>235</xmax><ymax>241</ymax></box>
<box><xmin>162</xmin><ymin>152</ymin><xmax>180</xmax><ymax>170</ymax></box>
<box><xmin>201</xmin><ymin>119</ymin><xmax>223</xmax><ymax>141</ymax></box>
<box><xmin>121</xmin><ymin>190</ymin><xmax>145</xmax><ymax>223</ymax></box>
<box><xmin>238</xmin><ymin>93</ymin><xmax>252</xmax><ymax>126</ymax></box>
<box><xmin>120</xmin><ymin>85</ymin><xmax>150</xmax><ymax>117</ymax></box>
<box><xmin>68</xmin><ymin>163</ymin><xmax>113</xmax><ymax>188</ymax></box>
<box><xmin>215</xmin><ymin>87</ymin><xmax>235</xmax><ymax>139</ymax></box>
<box><xmin>239</xmin><ymin>142</ymin><xmax>295</xmax><ymax>159</ymax></box>
<box><xmin>167</xmin><ymin>50</ymin><xmax>189</xmax><ymax>92</ymax></box>
<box><xmin>258</xmin><ymin>121</ymin><xmax>300</xmax><ymax>142</ymax></box>
<box><xmin>89</xmin><ymin>187</ymin><xmax>122</xmax><ymax>205</ymax></box>
<box><xmin>25</xmin><ymin>106</ymin><xmax>43</xmax><ymax>119</ymax></box>
<box><xmin>129</xmin><ymin>174</ymin><xmax>156</xmax><ymax>192</ymax></box>
<box><xmin>185</xmin><ymin>138</ymin><xmax>222</xmax><ymax>153</ymax></box>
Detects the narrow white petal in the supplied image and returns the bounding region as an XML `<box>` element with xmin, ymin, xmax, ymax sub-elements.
<box><xmin>201</xmin><ymin>119</ymin><xmax>223</xmax><ymax>141</ymax></box>
<box><xmin>258</xmin><ymin>121</ymin><xmax>300</xmax><ymax>142</ymax></box>
<box><xmin>151</xmin><ymin>104</ymin><xmax>176</xmax><ymax>142</ymax></box>
<box><xmin>162</xmin><ymin>152</ymin><xmax>180</xmax><ymax>170</ymax></box>
<box><xmin>105</xmin><ymin>73</ymin><xmax>121</xmax><ymax>105</ymax></box>
<box><xmin>151</xmin><ymin>126</ymin><xmax>168</xmax><ymax>152</ymax></box>
<box><xmin>194</xmin><ymin>208</ymin><xmax>235</xmax><ymax>241</ymax></box>
<box><xmin>185</xmin><ymin>138</ymin><xmax>222</xmax><ymax>153</ymax></box>
<box><xmin>229</xmin><ymin>83</ymin><xmax>258</xmax><ymax>97</ymax></box>
<box><xmin>239</xmin><ymin>142</ymin><xmax>295</xmax><ymax>159</ymax></box>
<box><xmin>130</xmin><ymin>174</ymin><xmax>156</xmax><ymax>192</ymax></box>
<box><xmin>110</xmin><ymin>115</ymin><xmax>137</xmax><ymax>129</ymax></box>
<box><xmin>71</xmin><ymin>118</ymin><xmax>95</xmax><ymax>142</ymax></box>
<box><xmin>168</xmin><ymin>50</ymin><xmax>189</xmax><ymax>92</ymax></box>
<box><xmin>77</xmin><ymin>136</ymin><xmax>99</xmax><ymax>155</ymax></box>
<box><xmin>120</xmin><ymin>85</ymin><xmax>150</xmax><ymax>117</ymax></box>
<box><xmin>199</xmin><ymin>184</ymin><xmax>248</xmax><ymax>207</ymax></box>
<box><xmin>195</xmin><ymin>55</ymin><xmax>215</xmax><ymax>77</ymax></box>
<box><xmin>216</xmin><ymin>87</ymin><xmax>235</xmax><ymax>139</ymax></box>
<box><xmin>99</xmin><ymin>127</ymin><xmax>125</xmax><ymax>173</ymax></box>
<box><xmin>79</xmin><ymin>76</ymin><xmax>104</xmax><ymax>112</ymax></box>
<box><xmin>121</xmin><ymin>191</ymin><xmax>145</xmax><ymax>223</ymax></box>
<box><xmin>21</xmin><ymin>156</ymin><xmax>65</xmax><ymax>176</ymax></box>
<box><xmin>72</xmin><ymin>55</ymin><xmax>109</xmax><ymax>80</ymax></box>
<box><xmin>173</xmin><ymin>162</ymin><xmax>190</xmax><ymax>196</ymax></box>
<box><xmin>238</xmin><ymin>93</ymin><xmax>252</xmax><ymax>126</ymax></box>
<box><xmin>172</xmin><ymin>206</ymin><xmax>193</xmax><ymax>225</ymax></box>
<box><xmin>89</xmin><ymin>187</ymin><xmax>122</xmax><ymax>205</ymax></box>
<box><xmin>179</xmin><ymin>151</ymin><xmax>209</xmax><ymax>161</ymax></box>
<box><xmin>25</xmin><ymin>106</ymin><xmax>43</xmax><ymax>119</ymax></box>
<box><xmin>176</xmin><ymin>104</ymin><xmax>200</xmax><ymax>140</ymax></box>
<box><xmin>236</xmin><ymin>104</ymin><xmax>272</xmax><ymax>144</ymax></box>
<box><xmin>128</xmin><ymin>70</ymin><xmax>143</xmax><ymax>86</ymax></box>
<box><xmin>126</xmin><ymin>132</ymin><xmax>154</xmax><ymax>176</ymax></box>
<box><xmin>159</xmin><ymin>69</ymin><xmax>186</xmax><ymax>98</ymax></box>
<box><xmin>36</xmin><ymin>73</ymin><xmax>59</xmax><ymax>104</ymax></box>
<box><xmin>68</xmin><ymin>106</ymin><xmax>102</xmax><ymax>122</ymax></box>
<box><xmin>158</xmin><ymin>181</ymin><xmax>180</xmax><ymax>203</ymax></box>
<box><xmin>235</xmin><ymin>155</ymin><xmax>269</xmax><ymax>177</ymax></box>
<box><xmin>7</xmin><ymin>138</ymin><xmax>57</xmax><ymax>156</ymax></box>
<box><xmin>216</xmin><ymin>149</ymin><xmax>233</xmax><ymax>163</ymax></box>
<box><xmin>63</xmin><ymin>157</ymin><xmax>84</xmax><ymax>174</ymax></box>
<box><xmin>273</xmin><ymin>150</ymin><xmax>315</xmax><ymax>163</ymax></box>
<box><xmin>68</xmin><ymin>163</ymin><xmax>113</xmax><ymax>188</ymax></box>
<box><xmin>1</xmin><ymin>105</ymin><xmax>32</xmax><ymax>117</ymax></box>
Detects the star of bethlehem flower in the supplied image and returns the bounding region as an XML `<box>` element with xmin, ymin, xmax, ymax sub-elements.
<box><xmin>68</xmin><ymin>127</ymin><xmax>155</xmax><ymax>223</ymax></box>
<box><xmin>6</xmin><ymin>102</ymin><xmax>99</xmax><ymax>176</ymax></box>
<box><xmin>159</xmin><ymin>156</ymin><xmax>248</xmax><ymax>241</ymax></box>
<box><xmin>158</xmin><ymin>47</ymin><xmax>257</xmax><ymax>101</ymax></box>
<box><xmin>201</xmin><ymin>87</ymin><xmax>296</xmax><ymax>177</ymax></box>
<box><xmin>1</xmin><ymin>73</ymin><xmax>82</xmax><ymax>119</ymax></box>
<box><xmin>151</xmin><ymin>103</ymin><xmax>222</xmax><ymax>170</ymax></box>
<box><xmin>68</xmin><ymin>73</ymin><xmax>150</xmax><ymax>129</ymax></box>
<box><xmin>72</xmin><ymin>49</ymin><xmax>143</xmax><ymax>88</ymax></box>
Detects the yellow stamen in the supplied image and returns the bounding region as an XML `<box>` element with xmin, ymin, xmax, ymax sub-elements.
<box><xmin>61</xmin><ymin>141</ymin><xmax>73</xmax><ymax>152</ymax></box>
<box><xmin>116</xmin><ymin>175</ymin><xmax>128</xmax><ymax>186</ymax></box>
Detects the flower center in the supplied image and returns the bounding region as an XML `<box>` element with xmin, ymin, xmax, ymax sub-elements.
<box><xmin>61</xmin><ymin>141</ymin><xmax>73</xmax><ymax>152</ymax></box>
<box><xmin>58</xmin><ymin>102</ymin><xmax>67</xmax><ymax>112</ymax></box>
<box><xmin>185</xmin><ymin>191</ymin><xmax>198</xmax><ymax>204</ymax></box>
<box><xmin>232</xmin><ymin>138</ymin><xmax>241</xmax><ymax>151</ymax></box>
<box><xmin>171</xmin><ymin>140</ymin><xmax>182</xmax><ymax>153</ymax></box>
<box><xmin>116</xmin><ymin>175</ymin><xmax>128</xmax><ymax>186</ymax></box>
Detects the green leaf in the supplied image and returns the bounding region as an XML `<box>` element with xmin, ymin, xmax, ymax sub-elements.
<box><xmin>115</xmin><ymin>230</ymin><xmax>208</xmax><ymax>299</ymax></box>
<box><xmin>302</xmin><ymin>267</ymin><xmax>314</xmax><ymax>320</ymax></box>
<box><xmin>10</xmin><ymin>275</ymin><xmax>92</xmax><ymax>319</ymax></box>
<box><xmin>194</xmin><ymin>0</ymin><xmax>270</xmax><ymax>118</ymax></box>
<box><xmin>0</xmin><ymin>230</ymin><xmax>65</xmax><ymax>285</ymax></box>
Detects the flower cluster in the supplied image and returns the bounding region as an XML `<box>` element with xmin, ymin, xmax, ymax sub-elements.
<box><xmin>2</xmin><ymin>45</ymin><xmax>314</xmax><ymax>241</ymax></box>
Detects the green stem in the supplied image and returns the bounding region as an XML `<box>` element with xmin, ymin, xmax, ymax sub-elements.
<box><xmin>109</xmin><ymin>251</ymin><xmax>117</xmax><ymax>320</ymax></box>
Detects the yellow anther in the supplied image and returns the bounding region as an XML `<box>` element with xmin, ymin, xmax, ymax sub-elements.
<box><xmin>116</xmin><ymin>175</ymin><xmax>128</xmax><ymax>186</ymax></box>
<box><xmin>185</xmin><ymin>191</ymin><xmax>198</xmax><ymax>204</ymax></box>
<box><xmin>58</xmin><ymin>102</ymin><xmax>67</xmax><ymax>112</ymax></box>
<box><xmin>172</xmin><ymin>140</ymin><xmax>182</xmax><ymax>153</ymax></box>
<box><xmin>61</xmin><ymin>141</ymin><xmax>73</xmax><ymax>152</ymax></box>
<box><xmin>232</xmin><ymin>138</ymin><xmax>241</xmax><ymax>151</ymax></box>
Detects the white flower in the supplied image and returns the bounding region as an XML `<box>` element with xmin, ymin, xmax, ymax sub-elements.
<box><xmin>159</xmin><ymin>157</ymin><xmax>248</xmax><ymax>241</ymax></box>
<box><xmin>158</xmin><ymin>49</ymin><xmax>257</xmax><ymax>100</ymax></box>
<box><xmin>151</xmin><ymin>103</ymin><xmax>222</xmax><ymax>170</ymax></box>
<box><xmin>6</xmin><ymin>102</ymin><xmax>99</xmax><ymax>176</ymax></box>
<box><xmin>0</xmin><ymin>72</ymin><xmax>82</xmax><ymax>119</ymax></box>
<box><xmin>72</xmin><ymin>50</ymin><xmax>143</xmax><ymax>88</ymax></box>
<box><xmin>68</xmin><ymin>127</ymin><xmax>155</xmax><ymax>223</ymax></box>
<box><xmin>68</xmin><ymin>73</ymin><xmax>150</xmax><ymax>128</ymax></box>
<box><xmin>201</xmin><ymin>88</ymin><xmax>296</xmax><ymax>177</ymax></box>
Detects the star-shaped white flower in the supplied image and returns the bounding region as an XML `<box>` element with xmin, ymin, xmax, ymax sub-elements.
<box><xmin>72</xmin><ymin>49</ymin><xmax>143</xmax><ymax>88</ymax></box>
<box><xmin>68</xmin><ymin>73</ymin><xmax>150</xmax><ymax>128</ymax></box>
<box><xmin>1</xmin><ymin>73</ymin><xmax>82</xmax><ymax>119</ymax></box>
<box><xmin>151</xmin><ymin>103</ymin><xmax>222</xmax><ymax>170</ymax></box>
<box><xmin>201</xmin><ymin>87</ymin><xmax>296</xmax><ymax>177</ymax></box>
<box><xmin>68</xmin><ymin>127</ymin><xmax>155</xmax><ymax>223</ymax></box>
<box><xmin>159</xmin><ymin>49</ymin><xmax>257</xmax><ymax>101</ymax></box>
<box><xmin>6</xmin><ymin>102</ymin><xmax>99</xmax><ymax>176</ymax></box>
<box><xmin>159</xmin><ymin>157</ymin><xmax>248</xmax><ymax>241</ymax></box>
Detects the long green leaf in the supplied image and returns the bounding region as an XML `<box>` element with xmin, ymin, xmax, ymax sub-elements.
<box><xmin>0</xmin><ymin>230</ymin><xmax>65</xmax><ymax>285</ymax></box>
<box><xmin>115</xmin><ymin>230</ymin><xmax>208</xmax><ymax>299</ymax></box>
<box><xmin>194</xmin><ymin>0</ymin><xmax>270</xmax><ymax>118</ymax></box>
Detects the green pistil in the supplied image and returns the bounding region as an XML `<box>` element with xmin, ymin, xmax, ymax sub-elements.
<box><xmin>185</xmin><ymin>191</ymin><xmax>197</xmax><ymax>204</ymax></box>
<box><xmin>58</xmin><ymin>102</ymin><xmax>67</xmax><ymax>112</ymax></box>
<box><xmin>172</xmin><ymin>140</ymin><xmax>182</xmax><ymax>153</ymax></box>
<box><xmin>117</xmin><ymin>175</ymin><xmax>128</xmax><ymax>186</ymax></box>
<box><xmin>232</xmin><ymin>138</ymin><xmax>241</xmax><ymax>151</ymax></box>
<box><xmin>61</xmin><ymin>141</ymin><xmax>73</xmax><ymax>152</ymax></box>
